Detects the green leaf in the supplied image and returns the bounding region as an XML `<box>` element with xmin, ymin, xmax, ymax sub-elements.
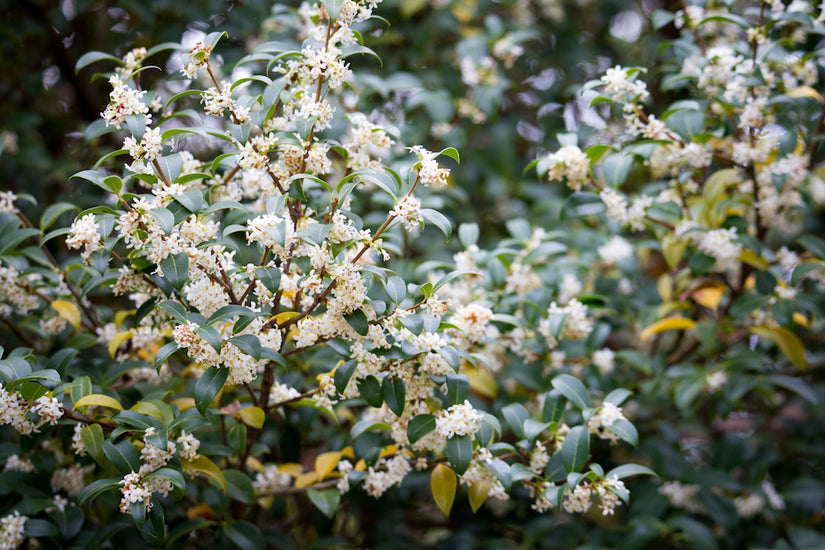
<box><xmin>155</xmin><ymin>341</ymin><xmax>178</xmax><ymax>372</ymax></box>
<box><xmin>76</xmin><ymin>51</ymin><xmax>122</xmax><ymax>73</ymax></box>
<box><xmin>382</xmin><ymin>376</ymin><xmax>406</xmax><ymax>416</ymax></box>
<box><xmin>446</xmin><ymin>434</ymin><xmax>473</xmax><ymax>475</ymax></box>
<box><xmin>159</xmin><ymin>252</ymin><xmax>189</xmax><ymax>291</ymax></box>
<box><xmin>103</xmin><ymin>439</ymin><xmax>141</xmax><ymax>474</ymax></box>
<box><xmin>601</xmin><ymin>154</ymin><xmax>633</xmax><ymax>187</ymax></box>
<box><xmin>607</xmin><ymin>418</ymin><xmax>639</xmax><ymax>446</ymax></box>
<box><xmin>224</xmin><ymin>521</ymin><xmax>266</xmax><ymax>550</ymax></box>
<box><xmin>359</xmin><ymin>375</ymin><xmax>383</xmax><ymax>408</ymax></box>
<box><xmin>407</xmin><ymin>414</ymin><xmax>437</xmax><ymax>444</ymax></box>
<box><xmin>445</xmin><ymin>372</ymin><xmax>470</xmax><ymax>404</ymax></box>
<box><xmin>766</xmin><ymin>374</ymin><xmax>818</xmax><ymax>404</ymax></box>
<box><xmin>195</xmin><ymin>366</ymin><xmax>228</xmax><ymax>415</ymax></box>
<box><xmin>141</xmin><ymin>499</ymin><xmax>165</xmax><ymax>547</ymax></box>
<box><xmin>350</xmin><ymin>419</ymin><xmax>391</xmax><ymax>439</ymax></box>
<box><xmin>149</xmin><ymin>208</ymin><xmax>174</xmax><ymax>235</ymax></box>
<box><xmin>458</xmin><ymin>223</ymin><xmax>479</xmax><ymax>248</ymax></box>
<box><xmin>307</xmin><ymin>488</ymin><xmax>341</xmax><ymax>519</ymax></box>
<box><xmin>157</xmin><ymin>300</ymin><xmax>189</xmax><ymax>323</ymax></box>
<box><xmin>437</xmin><ymin>146</ymin><xmax>460</xmax><ymax>163</ymax></box>
<box><xmin>256</xmin><ymin>267</ymin><xmax>282</xmax><ymax>292</ymax></box>
<box><xmin>420</xmin><ymin>208</ymin><xmax>452</xmax><ymax>238</ymax></box>
<box><xmin>195</xmin><ymin>325</ymin><xmax>222</xmax><ymax>353</ymax></box>
<box><xmin>17</xmin><ymin>369</ymin><xmax>60</xmax><ymax>390</ymax></box>
<box><xmin>40</xmin><ymin>202</ymin><xmax>79</xmax><ymax>231</ymax></box>
<box><xmin>551</xmin><ymin>374</ymin><xmax>591</xmax><ymax>409</ymax></box>
<box><xmin>501</xmin><ymin>403</ymin><xmax>529</xmax><ymax>439</ymax></box>
<box><xmin>80</xmin><ymin>424</ymin><xmax>105</xmax><ymax>465</ymax></box>
<box><xmin>345</xmin><ymin>309</ymin><xmax>370</xmax><ymax>336</ymax></box>
<box><xmin>224</xmin><ymin>470</ymin><xmax>255</xmax><ymax>504</ymax></box>
<box><xmin>792</xmin><ymin>262</ymin><xmax>825</xmax><ymax>285</ymax></box>
<box><xmin>228</xmin><ymin>334</ymin><xmax>262</xmax><ymax>360</ymax></box>
<box><xmin>145</xmin><ymin>467</ymin><xmax>186</xmax><ymax>491</ymax></box>
<box><xmin>333</xmin><ymin>360</ymin><xmax>357</xmax><ymax>393</ymax></box>
<box><xmin>604</xmin><ymin>464</ymin><xmax>658</xmax><ymax>480</ymax></box>
<box><xmin>78</xmin><ymin>478</ymin><xmax>121</xmax><ymax>507</ymax></box>
<box><xmin>542</xmin><ymin>389</ymin><xmax>567</xmax><ymax>423</ymax></box>
<box><xmin>561</xmin><ymin>425</ymin><xmax>590</xmax><ymax>472</ymax></box>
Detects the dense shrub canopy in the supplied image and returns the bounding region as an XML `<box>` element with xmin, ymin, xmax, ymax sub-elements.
<box><xmin>1</xmin><ymin>1</ymin><xmax>825</xmax><ymax>549</ymax></box>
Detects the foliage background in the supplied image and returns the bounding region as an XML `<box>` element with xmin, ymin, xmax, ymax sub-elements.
<box><xmin>1</xmin><ymin>1</ymin><xmax>825</xmax><ymax>549</ymax></box>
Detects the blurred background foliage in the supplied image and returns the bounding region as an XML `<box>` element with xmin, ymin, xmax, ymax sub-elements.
<box><xmin>2</xmin><ymin>1</ymin><xmax>825</xmax><ymax>549</ymax></box>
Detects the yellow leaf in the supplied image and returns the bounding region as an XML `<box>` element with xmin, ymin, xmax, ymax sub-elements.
<box><xmin>114</xmin><ymin>309</ymin><xmax>135</xmax><ymax>328</ymax></box>
<box><xmin>237</xmin><ymin>406</ymin><xmax>265</xmax><ymax>429</ymax></box>
<box><xmin>739</xmin><ymin>249</ymin><xmax>769</xmax><ymax>270</ymax></box>
<box><xmin>793</xmin><ymin>312</ymin><xmax>810</xmax><ymax>328</ymax></box>
<box><xmin>242</xmin><ymin>457</ymin><xmax>263</xmax><ymax>474</ymax></box>
<box><xmin>186</xmin><ymin>502</ymin><xmax>216</xmax><ymax>520</ymax></box>
<box><xmin>294</xmin><ymin>471</ymin><xmax>321</xmax><ymax>488</ymax></box>
<box><xmin>354</xmin><ymin>459</ymin><xmax>366</xmax><ymax>471</ymax></box>
<box><xmin>691</xmin><ymin>280</ymin><xmax>726</xmax><ymax>310</ymax></box>
<box><xmin>341</xmin><ymin>446</ymin><xmax>354</xmax><ymax>459</ymax></box>
<box><xmin>108</xmin><ymin>330</ymin><xmax>133</xmax><ymax>358</ymax></box>
<box><xmin>73</xmin><ymin>393</ymin><xmax>123</xmax><ymax>412</ymax></box>
<box><xmin>51</xmin><ymin>300</ymin><xmax>81</xmax><ymax>330</ymax></box>
<box><xmin>468</xmin><ymin>481</ymin><xmax>492</xmax><ymax>513</ymax></box>
<box><xmin>315</xmin><ymin>451</ymin><xmax>343</xmax><ymax>479</ymax></box>
<box><xmin>785</xmin><ymin>86</ymin><xmax>824</xmax><ymax>104</ymax></box>
<box><xmin>278</xmin><ymin>463</ymin><xmax>305</xmax><ymax>478</ymax></box>
<box><xmin>657</xmin><ymin>274</ymin><xmax>673</xmax><ymax>302</ymax></box>
<box><xmin>431</xmin><ymin>464</ymin><xmax>457</xmax><ymax>517</ymax></box>
<box><xmin>662</xmin><ymin>234</ymin><xmax>687</xmax><ymax>270</ymax></box>
<box><xmin>750</xmin><ymin>325</ymin><xmax>807</xmax><ymax>370</ymax></box>
<box><xmin>464</xmin><ymin>367</ymin><xmax>497</xmax><ymax>400</ymax></box>
<box><xmin>172</xmin><ymin>397</ymin><xmax>196</xmax><ymax>411</ymax></box>
<box><xmin>640</xmin><ymin>317</ymin><xmax>696</xmax><ymax>342</ymax></box>
<box><xmin>379</xmin><ymin>445</ymin><xmax>399</xmax><ymax>458</ymax></box>
<box><xmin>182</xmin><ymin>455</ymin><xmax>226</xmax><ymax>492</ymax></box>
<box><xmin>269</xmin><ymin>311</ymin><xmax>299</xmax><ymax>324</ymax></box>
<box><xmin>131</xmin><ymin>400</ymin><xmax>166</xmax><ymax>421</ymax></box>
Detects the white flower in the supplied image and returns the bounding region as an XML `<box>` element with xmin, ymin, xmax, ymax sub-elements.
<box><xmin>600</xmin><ymin>65</ymin><xmax>649</xmax><ymax>102</ymax></box>
<box><xmin>734</xmin><ymin>493</ymin><xmax>765</xmax><ymax>519</ymax></box>
<box><xmin>0</xmin><ymin>511</ymin><xmax>27</xmax><ymax>550</ymax></box>
<box><xmin>390</xmin><ymin>195</ymin><xmax>423</xmax><ymax>232</ymax></box>
<box><xmin>544</xmin><ymin>145</ymin><xmax>589</xmax><ymax>190</ymax></box>
<box><xmin>435</xmin><ymin>400</ymin><xmax>482</xmax><ymax>439</ymax></box>
<box><xmin>562</xmin><ymin>483</ymin><xmax>592</xmax><ymax>513</ymax></box>
<box><xmin>598</xmin><ymin>235</ymin><xmax>633</xmax><ymax>265</ymax></box>
<box><xmin>705</xmin><ymin>371</ymin><xmax>728</xmax><ymax>393</ymax></box>
<box><xmin>253</xmin><ymin>465</ymin><xmax>292</xmax><ymax>493</ymax></box>
<box><xmin>0</xmin><ymin>191</ymin><xmax>18</xmax><ymax>214</ymax></box>
<box><xmin>66</xmin><ymin>214</ymin><xmax>103</xmax><ymax>262</ymax></box>
<box><xmin>593</xmin><ymin>348</ymin><xmax>615</xmax><ymax>375</ymax></box>
<box><xmin>176</xmin><ymin>431</ymin><xmax>200</xmax><ymax>461</ymax></box>
<box><xmin>588</xmin><ymin>402</ymin><xmax>627</xmax><ymax>442</ymax></box>
<box><xmin>698</xmin><ymin>228</ymin><xmax>742</xmax><ymax>271</ymax></box>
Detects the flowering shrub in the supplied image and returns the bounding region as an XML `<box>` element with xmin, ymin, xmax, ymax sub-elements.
<box><xmin>0</xmin><ymin>1</ymin><xmax>653</xmax><ymax>548</ymax></box>
<box><xmin>3</xmin><ymin>1</ymin><xmax>825</xmax><ymax>549</ymax></box>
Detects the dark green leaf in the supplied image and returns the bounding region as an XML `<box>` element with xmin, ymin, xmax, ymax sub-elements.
<box><xmin>445</xmin><ymin>372</ymin><xmax>470</xmax><ymax>404</ymax></box>
<box><xmin>551</xmin><ymin>374</ymin><xmax>591</xmax><ymax>409</ymax></box>
<box><xmin>407</xmin><ymin>414</ymin><xmax>437</xmax><ymax>444</ymax></box>
<box><xmin>307</xmin><ymin>488</ymin><xmax>340</xmax><ymax>519</ymax></box>
<box><xmin>446</xmin><ymin>434</ymin><xmax>474</xmax><ymax>475</ymax></box>
<box><xmin>382</xmin><ymin>376</ymin><xmax>406</xmax><ymax>416</ymax></box>
<box><xmin>334</xmin><ymin>360</ymin><xmax>357</xmax><ymax>393</ymax></box>
<box><xmin>561</xmin><ymin>425</ymin><xmax>590</xmax><ymax>472</ymax></box>
<box><xmin>359</xmin><ymin>375</ymin><xmax>383</xmax><ymax>407</ymax></box>
<box><xmin>103</xmin><ymin>439</ymin><xmax>141</xmax><ymax>474</ymax></box>
<box><xmin>195</xmin><ymin>366</ymin><xmax>228</xmax><ymax>415</ymax></box>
